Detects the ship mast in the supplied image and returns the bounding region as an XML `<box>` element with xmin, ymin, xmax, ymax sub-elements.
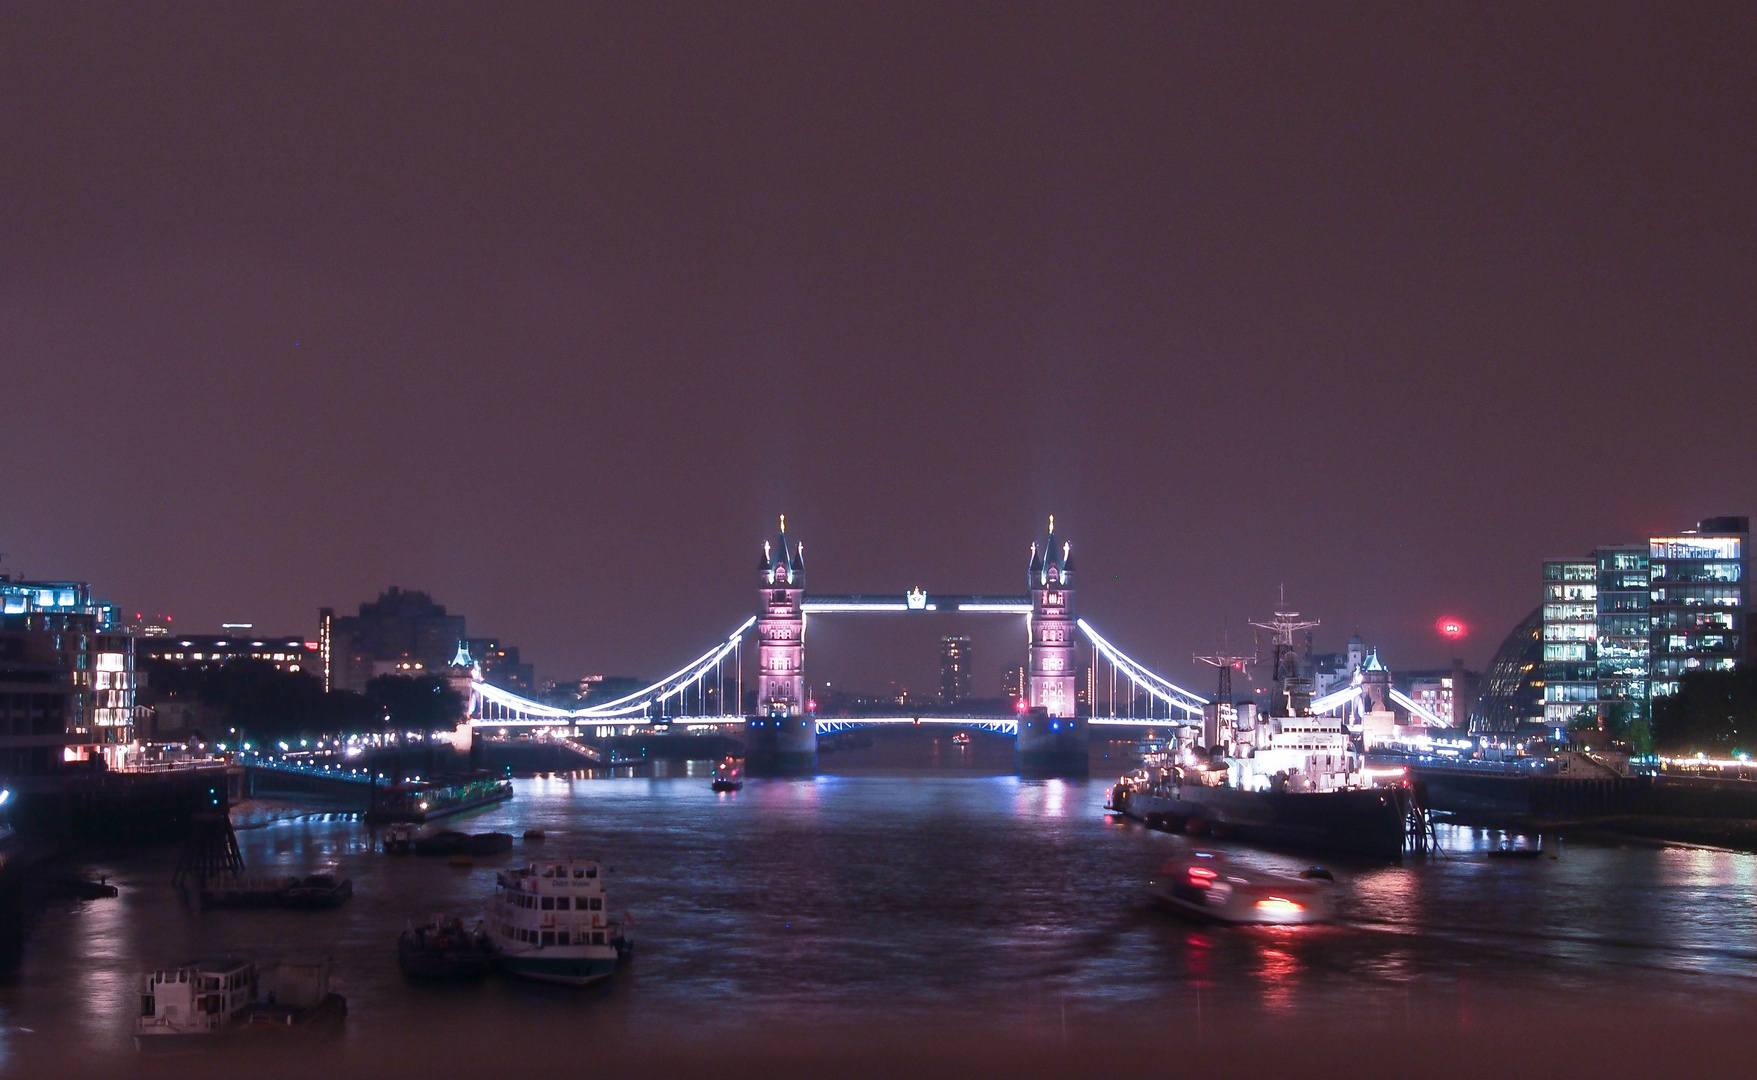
<box><xmin>1249</xmin><ymin>587</ymin><xmax>1320</xmax><ymax>718</ymax></box>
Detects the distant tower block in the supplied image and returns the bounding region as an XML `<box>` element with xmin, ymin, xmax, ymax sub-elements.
<box><xmin>748</xmin><ymin>516</ymin><xmax>815</xmax><ymax>775</ymax></box>
<box><xmin>1027</xmin><ymin>516</ymin><xmax>1077</xmax><ymax>717</ymax></box>
<box><xmin>1019</xmin><ymin>516</ymin><xmax>1086</xmax><ymax>776</ymax></box>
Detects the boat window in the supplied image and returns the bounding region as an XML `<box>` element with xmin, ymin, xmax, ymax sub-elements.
<box><xmin>573</xmin><ymin>867</ymin><xmax>584</xmax><ymax>878</ymax></box>
<box><xmin>541</xmin><ymin>897</ymin><xmax>554</xmax><ymax>910</ymax></box>
<box><xmin>593</xmin><ymin>932</ymin><xmax>605</xmax><ymax>945</ymax></box>
<box><xmin>541</xmin><ymin>932</ymin><xmax>555</xmax><ymax>946</ymax></box>
<box><xmin>141</xmin><ymin>995</ymin><xmax>155</xmax><ymax>1017</ymax></box>
<box><xmin>541</xmin><ymin>866</ymin><xmax>554</xmax><ymax>878</ymax></box>
<box><xmin>586</xmin><ymin>867</ymin><xmax>597</xmax><ymax>878</ymax></box>
<box><xmin>180</xmin><ymin>971</ymin><xmax>188</xmax><ymax>983</ymax></box>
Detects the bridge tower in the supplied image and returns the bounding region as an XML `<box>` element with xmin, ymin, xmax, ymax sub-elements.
<box><xmin>747</xmin><ymin>516</ymin><xmax>816</xmax><ymax>775</ymax></box>
<box><xmin>1018</xmin><ymin>517</ymin><xmax>1087</xmax><ymax>775</ymax></box>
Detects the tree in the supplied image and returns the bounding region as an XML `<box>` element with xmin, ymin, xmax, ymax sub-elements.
<box><xmin>1650</xmin><ymin>667</ymin><xmax>1757</xmax><ymax>757</ymax></box>
<box><xmin>364</xmin><ymin>674</ymin><xmax>466</xmax><ymax>738</ymax></box>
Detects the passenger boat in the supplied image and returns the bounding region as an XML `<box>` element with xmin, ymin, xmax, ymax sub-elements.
<box><xmin>135</xmin><ymin>959</ymin><xmax>346</xmax><ymax>1047</ymax></box>
<box><xmin>710</xmin><ymin>757</ymin><xmax>743</xmax><ymax>792</ymax></box>
<box><xmin>1148</xmin><ymin>852</ymin><xmax>1335</xmax><ymax>925</ymax></box>
<box><xmin>398</xmin><ymin>915</ymin><xmax>495</xmax><ymax>979</ymax></box>
<box><xmin>485</xmin><ymin>858</ymin><xmax>631</xmax><ymax>986</ymax></box>
<box><xmin>136</xmin><ymin>959</ymin><xmax>259</xmax><ymax>1046</ymax></box>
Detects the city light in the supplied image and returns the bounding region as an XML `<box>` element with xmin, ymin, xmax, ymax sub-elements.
<box><xmin>1436</xmin><ymin>616</ymin><xmax>1468</xmax><ymax>639</ymax></box>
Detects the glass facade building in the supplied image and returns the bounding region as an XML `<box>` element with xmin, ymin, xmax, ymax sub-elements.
<box><xmin>0</xmin><ymin>578</ymin><xmax>141</xmax><ymax>775</ymax></box>
<box><xmin>1469</xmin><ymin>607</ymin><xmax>1544</xmax><ymax>734</ymax></box>
<box><xmin>1649</xmin><ymin>518</ymin><xmax>1746</xmax><ymax>697</ymax></box>
<box><xmin>1535</xmin><ymin>517</ymin><xmax>1748</xmax><ymax>742</ymax></box>
<box><xmin>1595</xmin><ymin>545</ymin><xmax>1651</xmax><ymax>724</ymax></box>
<box><xmin>1541</xmin><ymin>559</ymin><xmax>1598</xmax><ymax>727</ymax></box>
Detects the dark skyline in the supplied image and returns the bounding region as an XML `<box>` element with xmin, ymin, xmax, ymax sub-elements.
<box><xmin>4</xmin><ymin>4</ymin><xmax>1754</xmax><ymax>696</ymax></box>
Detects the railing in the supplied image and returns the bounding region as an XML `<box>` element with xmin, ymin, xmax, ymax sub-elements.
<box><xmin>239</xmin><ymin>755</ymin><xmax>375</xmax><ymax>784</ymax></box>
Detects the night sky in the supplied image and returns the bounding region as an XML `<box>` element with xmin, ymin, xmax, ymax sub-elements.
<box><xmin>4</xmin><ymin>5</ymin><xmax>1754</xmax><ymax>697</ymax></box>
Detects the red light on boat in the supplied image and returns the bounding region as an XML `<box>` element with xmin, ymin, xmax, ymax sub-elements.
<box><xmin>1255</xmin><ymin>897</ymin><xmax>1303</xmax><ymax>913</ymax></box>
<box><xmin>1436</xmin><ymin>617</ymin><xmax>1468</xmax><ymax>640</ymax></box>
<box><xmin>1188</xmin><ymin>866</ymin><xmax>1218</xmax><ymax>880</ymax></box>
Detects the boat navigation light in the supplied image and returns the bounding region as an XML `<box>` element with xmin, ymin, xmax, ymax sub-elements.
<box><xmin>1188</xmin><ymin>867</ymin><xmax>1218</xmax><ymax>881</ymax></box>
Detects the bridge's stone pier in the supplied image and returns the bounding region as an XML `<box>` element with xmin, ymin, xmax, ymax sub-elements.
<box><xmin>747</xmin><ymin>519</ymin><xmax>817</xmax><ymax>775</ymax></box>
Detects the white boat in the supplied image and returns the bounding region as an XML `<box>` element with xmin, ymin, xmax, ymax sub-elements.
<box><xmin>136</xmin><ymin>959</ymin><xmax>259</xmax><ymax>1045</ymax></box>
<box><xmin>135</xmin><ymin>959</ymin><xmax>346</xmax><ymax>1048</ymax></box>
<box><xmin>485</xmin><ymin>858</ymin><xmax>631</xmax><ymax>986</ymax></box>
<box><xmin>1147</xmin><ymin>852</ymin><xmax>1336</xmax><ymax>925</ymax></box>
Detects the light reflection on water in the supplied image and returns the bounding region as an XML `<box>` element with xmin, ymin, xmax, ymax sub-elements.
<box><xmin>1</xmin><ymin>774</ymin><xmax>1756</xmax><ymax>1065</ymax></box>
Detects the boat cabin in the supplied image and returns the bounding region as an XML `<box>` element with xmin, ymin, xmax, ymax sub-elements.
<box><xmin>138</xmin><ymin>959</ymin><xmax>257</xmax><ymax>1036</ymax></box>
<box><xmin>490</xmin><ymin>860</ymin><xmax>614</xmax><ymax>949</ymax></box>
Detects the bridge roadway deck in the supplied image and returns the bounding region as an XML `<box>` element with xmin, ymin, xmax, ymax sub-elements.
<box><xmin>474</xmin><ymin>715</ymin><xmax>1184</xmax><ymax>732</ymax></box>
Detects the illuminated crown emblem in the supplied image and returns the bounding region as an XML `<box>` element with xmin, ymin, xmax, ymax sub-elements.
<box><xmin>906</xmin><ymin>587</ymin><xmax>928</xmax><ymax>610</ymax></box>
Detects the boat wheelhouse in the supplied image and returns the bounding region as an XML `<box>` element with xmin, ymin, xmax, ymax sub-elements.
<box><xmin>486</xmin><ymin>859</ymin><xmax>629</xmax><ymax>986</ymax></box>
<box><xmin>136</xmin><ymin>959</ymin><xmax>258</xmax><ymax>1043</ymax></box>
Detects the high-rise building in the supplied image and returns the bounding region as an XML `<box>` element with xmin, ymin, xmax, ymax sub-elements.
<box><xmin>136</xmin><ymin>635</ymin><xmax>319</xmax><ymax>674</ymax></box>
<box><xmin>1541</xmin><ymin>558</ymin><xmax>1598</xmax><ymax>728</ymax></box>
<box><xmin>320</xmin><ymin>588</ymin><xmax>467</xmax><ymax>695</ymax></box>
<box><xmin>465</xmin><ymin>639</ymin><xmax>535</xmax><ymax>695</ymax></box>
<box><xmin>939</xmin><ymin>636</ymin><xmax>972</xmax><ymax>706</ymax></box>
<box><xmin>1594</xmin><ymin>545</ymin><xmax>1650</xmax><ymax>725</ymax></box>
<box><xmin>0</xmin><ymin>577</ymin><xmax>143</xmax><ymax>774</ymax></box>
<box><xmin>1535</xmin><ymin>516</ymin><xmax>1748</xmax><ymax>741</ymax></box>
<box><xmin>1000</xmin><ymin>663</ymin><xmax>1026</xmax><ymax>705</ymax></box>
<box><xmin>1649</xmin><ymin>517</ymin><xmax>1747</xmax><ymax>697</ymax></box>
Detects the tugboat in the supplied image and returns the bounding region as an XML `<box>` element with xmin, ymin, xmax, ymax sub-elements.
<box><xmin>398</xmin><ymin>915</ymin><xmax>495</xmax><ymax>979</ymax></box>
<box><xmin>710</xmin><ymin>757</ymin><xmax>743</xmax><ymax>792</ymax></box>
<box><xmin>485</xmin><ymin>858</ymin><xmax>631</xmax><ymax>985</ymax></box>
<box><xmin>1148</xmin><ymin>852</ymin><xmax>1335</xmax><ymax>924</ymax></box>
<box><xmin>1110</xmin><ymin>604</ymin><xmax>1418</xmax><ymax>860</ymax></box>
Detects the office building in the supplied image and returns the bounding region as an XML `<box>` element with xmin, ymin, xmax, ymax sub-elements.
<box><xmin>1594</xmin><ymin>545</ymin><xmax>1650</xmax><ymax>725</ymax></box>
<box><xmin>939</xmin><ymin>636</ymin><xmax>972</xmax><ymax>706</ymax></box>
<box><xmin>135</xmin><ymin>634</ymin><xmax>319</xmax><ymax>674</ymax></box>
<box><xmin>1541</xmin><ymin>558</ymin><xmax>1599</xmax><ymax>727</ymax></box>
<box><xmin>1535</xmin><ymin>516</ymin><xmax>1748</xmax><ymax>740</ymax></box>
<box><xmin>0</xmin><ymin>577</ymin><xmax>143</xmax><ymax>774</ymax></box>
<box><xmin>1000</xmin><ymin>663</ymin><xmax>1026</xmax><ymax>706</ymax></box>
<box><xmin>1649</xmin><ymin>517</ymin><xmax>1747</xmax><ymax>696</ymax></box>
<box><xmin>319</xmin><ymin>588</ymin><xmax>467</xmax><ymax>694</ymax></box>
<box><xmin>1470</xmin><ymin>607</ymin><xmax>1545</xmax><ymax>735</ymax></box>
<box><xmin>464</xmin><ymin>639</ymin><xmax>535</xmax><ymax>695</ymax></box>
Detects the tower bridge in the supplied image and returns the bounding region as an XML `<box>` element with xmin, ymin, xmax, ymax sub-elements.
<box><xmin>466</xmin><ymin>517</ymin><xmax>1209</xmax><ymax>775</ymax></box>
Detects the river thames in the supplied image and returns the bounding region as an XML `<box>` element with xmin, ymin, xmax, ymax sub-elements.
<box><xmin>6</xmin><ymin>766</ymin><xmax>1757</xmax><ymax>1075</ymax></box>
